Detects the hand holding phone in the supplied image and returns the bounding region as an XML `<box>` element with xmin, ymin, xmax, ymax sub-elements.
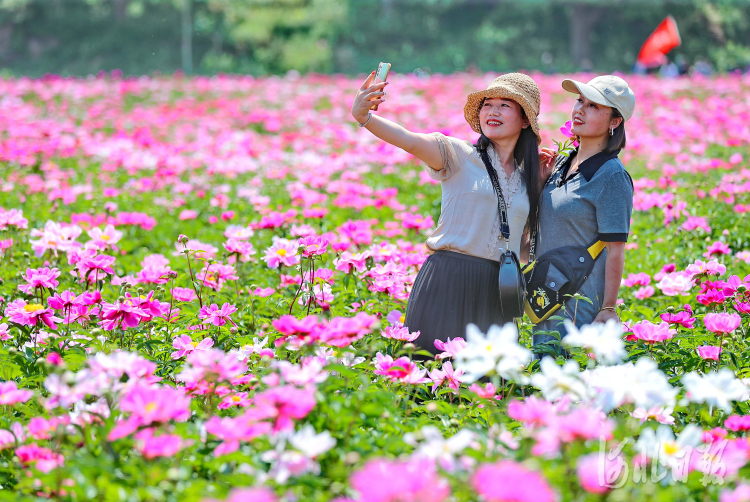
<box><xmin>370</xmin><ymin>62</ymin><xmax>391</xmax><ymax>111</ymax></box>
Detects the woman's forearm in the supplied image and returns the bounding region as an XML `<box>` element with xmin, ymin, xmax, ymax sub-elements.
<box><xmin>362</xmin><ymin>114</ymin><xmax>443</xmax><ymax>168</ymax></box>
<box><xmin>602</xmin><ymin>242</ymin><xmax>626</xmax><ymax>308</ymax></box>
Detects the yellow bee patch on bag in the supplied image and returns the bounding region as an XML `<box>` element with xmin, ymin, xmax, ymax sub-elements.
<box><xmin>532</xmin><ymin>288</ymin><xmax>550</xmax><ymax>309</ymax></box>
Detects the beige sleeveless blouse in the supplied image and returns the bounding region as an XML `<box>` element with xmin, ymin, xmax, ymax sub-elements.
<box><xmin>423</xmin><ymin>132</ymin><xmax>529</xmax><ymax>262</ymax></box>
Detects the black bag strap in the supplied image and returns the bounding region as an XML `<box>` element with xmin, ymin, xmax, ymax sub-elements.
<box><xmin>529</xmin><ymin>155</ymin><xmax>568</xmax><ymax>261</ymax></box>
<box><xmin>478</xmin><ymin>146</ymin><xmax>511</xmax><ymax>242</ymax></box>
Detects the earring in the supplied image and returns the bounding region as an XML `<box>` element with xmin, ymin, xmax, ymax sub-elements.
<box><xmin>609</xmin><ymin>126</ymin><xmax>614</xmax><ymax>136</ymax></box>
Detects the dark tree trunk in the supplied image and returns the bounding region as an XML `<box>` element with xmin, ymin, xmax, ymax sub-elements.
<box><xmin>569</xmin><ymin>3</ymin><xmax>606</xmax><ymax>70</ymax></box>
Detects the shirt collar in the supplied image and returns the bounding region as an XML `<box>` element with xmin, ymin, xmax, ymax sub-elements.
<box><xmin>559</xmin><ymin>148</ymin><xmax>621</xmax><ymax>182</ymax></box>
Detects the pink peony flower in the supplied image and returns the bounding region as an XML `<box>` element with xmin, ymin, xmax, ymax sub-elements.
<box><xmin>623</xmin><ymin>272</ymin><xmax>651</xmax><ymax>287</ymax></box>
<box><xmin>172</xmin><ymin>287</ymin><xmax>198</xmax><ymax>302</ymax></box>
<box><xmin>350</xmin><ymin>458</ymin><xmax>450</xmax><ymax>502</ymax></box>
<box><xmin>725</xmin><ymin>415</ymin><xmax>750</xmax><ymax>432</ymax></box>
<box><xmin>631</xmin><ymin>406</ymin><xmax>675</xmax><ymax>424</ymax></box>
<box><xmin>696</xmin><ymin>345</ymin><xmax>722</xmax><ymax>361</ymax></box>
<box><xmin>577</xmin><ymin>452</ymin><xmax>624</xmax><ymax>494</ymax></box>
<box><xmin>5</xmin><ymin>299</ymin><xmax>62</xmax><ymax>329</ymax></box>
<box><xmin>468</xmin><ymin>382</ymin><xmax>501</xmax><ymax>399</ymax></box>
<box><xmin>262</xmin><ymin>238</ymin><xmax>300</xmax><ymax>268</ymax></box>
<box><xmin>630</xmin><ymin>321</ymin><xmax>675</xmax><ymax>343</ymax></box>
<box><xmin>382</xmin><ymin>325</ymin><xmax>420</xmax><ymax>342</ymax></box>
<box><xmin>373</xmin><ymin>353</ymin><xmax>430</xmax><ymax>384</ymax></box>
<box><xmin>661</xmin><ymin>304</ymin><xmax>696</xmax><ymax>328</ymax></box>
<box><xmin>251</xmin><ymin>287</ymin><xmax>276</xmax><ymax>297</ymax></box>
<box><xmin>171</xmin><ymin>335</ymin><xmax>214</xmax><ymax>359</ymax></box>
<box><xmin>433</xmin><ymin>337</ymin><xmax>467</xmax><ymax>359</ymax></box>
<box><xmin>428</xmin><ymin>361</ymin><xmax>463</xmax><ymax>393</ymax></box>
<box><xmin>99</xmin><ymin>298</ymin><xmax>148</xmax><ymax>331</ymax></box>
<box><xmin>204</xmin><ymin>414</ymin><xmax>273</xmax><ymax>456</ymax></box>
<box><xmin>655</xmin><ymin>271</ymin><xmax>694</xmax><ymax>296</ymax></box>
<box><xmin>704</xmin><ymin>241</ymin><xmax>732</xmax><ymax>258</ymax></box>
<box><xmin>108</xmin><ymin>384</ymin><xmax>191</xmax><ymax>440</ymax></box>
<box><xmin>199</xmin><ymin>263</ymin><xmax>238</xmax><ymax>291</ymax></box>
<box><xmin>681</xmin><ymin>216</ymin><xmax>711</xmax><ymax>233</ymax></box>
<box><xmin>634</xmin><ymin>285</ymin><xmax>655</xmax><ymax>299</ymax></box>
<box><xmin>0</xmin><ymin>381</ymin><xmax>33</xmax><ymax>405</ymax></box>
<box><xmin>15</xmin><ymin>444</ymin><xmax>64</xmax><ymax>473</ymax></box>
<box><xmin>199</xmin><ymin>303</ymin><xmax>238</xmax><ymax>327</ymax></box>
<box><xmin>704</xmin><ymin>312</ymin><xmax>742</xmax><ymax>335</ymax></box>
<box><xmin>253</xmin><ymin>384</ymin><xmax>317</xmax><ymax>432</ymax></box>
<box><xmin>134</xmin><ymin>428</ymin><xmax>185</xmax><ymax>459</ymax></box>
<box><xmin>471</xmin><ymin>460</ymin><xmax>555</xmax><ymax>502</ymax></box>
<box><xmin>18</xmin><ymin>267</ymin><xmax>61</xmax><ymax>295</ymax></box>
<box><xmin>299</xmin><ymin>235</ymin><xmax>329</xmax><ymax>256</ymax></box>
<box><xmin>0</xmin><ymin>322</ymin><xmax>11</xmax><ymax>341</ymax></box>
<box><xmin>203</xmin><ymin>488</ymin><xmax>277</xmax><ymax>502</ymax></box>
<box><xmin>686</xmin><ymin>259</ymin><xmax>727</xmax><ymax>278</ymax></box>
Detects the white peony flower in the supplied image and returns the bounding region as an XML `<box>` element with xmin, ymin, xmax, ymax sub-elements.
<box><xmin>561</xmin><ymin>319</ymin><xmax>626</xmax><ymax>365</ymax></box>
<box><xmin>580</xmin><ymin>357</ymin><xmax>677</xmax><ymax>412</ymax></box>
<box><xmin>682</xmin><ymin>369</ymin><xmax>747</xmax><ymax>412</ymax></box>
<box><xmin>454</xmin><ymin>323</ymin><xmax>531</xmax><ymax>384</ymax></box>
<box><xmin>530</xmin><ymin>357</ymin><xmax>589</xmax><ymax>402</ymax></box>
<box><xmin>636</xmin><ymin>424</ymin><xmax>703</xmax><ymax>474</ymax></box>
<box><xmin>404</xmin><ymin>426</ymin><xmax>475</xmax><ymax>472</ymax></box>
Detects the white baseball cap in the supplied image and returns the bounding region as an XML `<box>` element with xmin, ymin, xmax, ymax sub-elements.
<box><xmin>561</xmin><ymin>75</ymin><xmax>636</xmax><ymax>121</ymax></box>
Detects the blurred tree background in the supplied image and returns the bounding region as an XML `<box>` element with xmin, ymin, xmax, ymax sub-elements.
<box><xmin>0</xmin><ymin>0</ymin><xmax>748</xmax><ymax>76</ymax></box>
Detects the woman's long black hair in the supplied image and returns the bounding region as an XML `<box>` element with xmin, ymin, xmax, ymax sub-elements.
<box><xmin>473</xmin><ymin>107</ymin><xmax>541</xmax><ymax>239</ymax></box>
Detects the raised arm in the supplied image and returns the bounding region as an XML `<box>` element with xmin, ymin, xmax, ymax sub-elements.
<box><xmin>351</xmin><ymin>72</ymin><xmax>444</xmax><ymax>170</ymax></box>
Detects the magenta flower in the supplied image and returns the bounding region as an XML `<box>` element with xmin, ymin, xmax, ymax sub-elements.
<box><xmin>253</xmin><ymin>384</ymin><xmax>317</xmax><ymax>432</ymax></box>
<box><xmin>15</xmin><ymin>445</ymin><xmax>64</xmax><ymax>473</ymax></box>
<box><xmin>724</xmin><ymin>415</ymin><xmax>750</xmax><ymax>432</ymax></box>
<box><xmin>198</xmin><ymin>303</ymin><xmax>238</xmax><ymax>327</ymax></box>
<box><xmin>108</xmin><ymin>384</ymin><xmax>191</xmax><ymax>440</ymax></box>
<box><xmin>697</xmin><ymin>288</ymin><xmax>727</xmax><ymax>306</ymax></box>
<box><xmin>433</xmin><ymin>337</ymin><xmax>468</xmax><ymax>359</ymax></box>
<box><xmin>686</xmin><ymin>259</ymin><xmax>727</xmax><ymax>278</ymax></box>
<box><xmin>350</xmin><ymin>458</ymin><xmax>450</xmax><ymax>502</ymax></box>
<box><xmin>428</xmin><ymin>361</ymin><xmax>463</xmax><ymax>393</ymax></box>
<box><xmin>99</xmin><ymin>299</ymin><xmax>148</xmax><ymax>331</ymax></box>
<box><xmin>171</xmin><ymin>335</ymin><xmax>214</xmax><ymax>359</ymax></box>
<box><xmin>468</xmin><ymin>382</ymin><xmax>500</xmax><ymax>399</ymax></box>
<box><xmin>262</xmin><ymin>238</ymin><xmax>300</xmax><ymax>268</ymax></box>
<box><xmin>704</xmin><ymin>312</ymin><xmax>742</xmax><ymax>335</ymax></box>
<box><xmin>76</xmin><ymin>254</ymin><xmax>116</xmax><ymax>279</ymax></box>
<box><xmin>272</xmin><ymin>315</ymin><xmax>320</xmax><ymax>342</ymax></box>
<box><xmin>386</xmin><ymin>310</ymin><xmax>405</xmax><ymax>325</ymax></box>
<box><xmin>177</xmin><ymin>348</ymin><xmax>248</xmax><ymax>387</ymax></box>
<box><xmin>697</xmin><ymin>345</ymin><xmax>722</xmax><ymax>361</ymax></box>
<box><xmin>634</xmin><ymin>285</ymin><xmax>655</xmax><ymax>299</ymax></box>
<box><xmin>134</xmin><ymin>428</ymin><xmax>185</xmax><ymax>459</ymax></box>
<box><xmin>203</xmin><ymin>488</ymin><xmax>277</xmax><ymax>502</ymax></box>
<box><xmin>577</xmin><ymin>452</ymin><xmax>623</xmax><ymax>494</ymax></box>
<box><xmin>218</xmin><ymin>391</ymin><xmax>252</xmax><ymax>409</ymax></box>
<box><xmin>0</xmin><ymin>323</ymin><xmax>10</xmax><ymax>341</ymax></box>
<box><xmin>400</xmin><ymin>212</ymin><xmax>435</xmax><ymax>231</ymax></box>
<box><xmin>630</xmin><ymin>320</ymin><xmax>675</xmax><ymax>343</ymax></box>
<box><xmin>382</xmin><ymin>325</ymin><xmax>420</xmax><ymax>342</ymax></box>
<box><xmin>623</xmin><ymin>272</ymin><xmax>651</xmax><ymax>287</ymax></box>
<box><xmin>18</xmin><ymin>267</ymin><xmax>61</xmax><ymax>295</ymax></box>
<box><xmin>661</xmin><ymin>304</ymin><xmax>696</xmax><ymax>328</ymax></box>
<box><xmin>87</xmin><ymin>224</ymin><xmax>123</xmax><ymax>249</ymax></box>
<box><xmin>0</xmin><ymin>381</ymin><xmax>33</xmax><ymax>405</ymax></box>
<box><xmin>681</xmin><ymin>216</ymin><xmax>711</xmax><ymax>233</ymax></box>
<box><xmin>204</xmin><ymin>414</ymin><xmax>273</xmax><ymax>456</ymax></box>
<box><xmin>199</xmin><ymin>263</ymin><xmax>238</xmax><ymax>291</ymax></box>
<box><xmin>471</xmin><ymin>460</ymin><xmax>555</xmax><ymax>502</ymax></box>
<box><xmin>172</xmin><ymin>287</ymin><xmax>198</xmax><ymax>302</ymax></box>
<box><xmin>5</xmin><ymin>298</ymin><xmax>62</xmax><ymax>329</ymax></box>
<box><xmin>319</xmin><ymin>313</ymin><xmax>378</xmax><ymax>348</ymax></box>
<box><xmin>735</xmin><ymin>302</ymin><xmax>750</xmax><ymax>315</ymax></box>
<box><xmin>299</xmin><ymin>235</ymin><xmax>329</xmax><ymax>256</ymax></box>
<box><xmin>373</xmin><ymin>353</ymin><xmax>430</xmax><ymax>384</ymax></box>
<box><xmin>704</xmin><ymin>241</ymin><xmax>732</xmax><ymax>258</ymax></box>
<box><xmin>251</xmin><ymin>286</ymin><xmax>276</xmax><ymax>297</ymax></box>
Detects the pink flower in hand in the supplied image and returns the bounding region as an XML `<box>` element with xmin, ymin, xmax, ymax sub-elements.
<box><xmin>560</xmin><ymin>120</ymin><xmax>579</xmax><ymax>147</ymax></box>
<box><xmin>198</xmin><ymin>303</ymin><xmax>238</xmax><ymax>327</ymax></box>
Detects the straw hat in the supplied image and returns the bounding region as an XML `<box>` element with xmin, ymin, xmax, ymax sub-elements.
<box><xmin>464</xmin><ymin>73</ymin><xmax>542</xmax><ymax>144</ymax></box>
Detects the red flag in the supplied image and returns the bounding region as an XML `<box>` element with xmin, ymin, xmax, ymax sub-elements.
<box><xmin>637</xmin><ymin>16</ymin><xmax>681</xmax><ymax>68</ymax></box>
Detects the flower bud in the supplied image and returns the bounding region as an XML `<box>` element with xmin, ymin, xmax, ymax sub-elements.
<box><xmin>178</xmin><ymin>234</ymin><xmax>188</xmax><ymax>243</ymax></box>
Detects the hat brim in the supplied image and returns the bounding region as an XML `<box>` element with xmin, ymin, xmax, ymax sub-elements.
<box><xmin>463</xmin><ymin>86</ymin><xmax>542</xmax><ymax>145</ymax></box>
<box><xmin>562</xmin><ymin>79</ymin><xmax>618</xmax><ymax>110</ymax></box>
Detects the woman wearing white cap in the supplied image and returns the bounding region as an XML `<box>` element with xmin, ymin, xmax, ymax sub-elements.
<box><xmin>351</xmin><ymin>72</ymin><xmax>555</xmax><ymax>355</ymax></box>
<box><xmin>532</xmin><ymin>75</ymin><xmax>636</xmax><ymax>349</ymax></box>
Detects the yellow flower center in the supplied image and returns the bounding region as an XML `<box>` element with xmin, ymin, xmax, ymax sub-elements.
<box><xmin>232</xmin><ymin>396</ymin><xmax>242</xmax><ymax>402</ymax></box>
<box><xmin>102</xmin><ymin>235</ymin><xmax>110</xmax><ymax>241</ymax></box>
<box><xmin>190</xmin><ymin>342</ymin><xmax>197</xmax><ymax>349</ymax></box>
<box><xmin>145</xmin><ymin>402</ymin><xmax>157</xmax><ymax>412</ymax></box>
<box><xmin>23</xmin><ymin>304</ymin><xmax>45</xmax><ymax>312</ymax></box>
<box><xmin>399</xmin><ymin>315</ymin><xmax>405</xmax><ymax>323</ymax></box>
<box><xmin>663</xmin><ymin>441</ymin><xmax>680</xmax><ymax>456</ymax></box>
<box><xmin>277</xmin><ymin>249</ymin><xmax>287</xmax><ymax>256</ymax></box>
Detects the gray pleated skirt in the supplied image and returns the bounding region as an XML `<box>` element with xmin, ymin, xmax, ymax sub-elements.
<box><xmin>404</xmin><ymin>250</ymin><xmax>508</xmax><ymax>356</ymax></box>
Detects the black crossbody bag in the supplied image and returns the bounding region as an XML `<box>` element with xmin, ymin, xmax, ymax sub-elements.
<box><xmin>478</xmin><ymin>147</ymin><xmax>526</xmax><ymax>319</ymax></box>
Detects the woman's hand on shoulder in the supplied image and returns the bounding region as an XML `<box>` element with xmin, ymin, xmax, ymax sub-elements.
<box><xmin>539</xmin><ymin>148</ymin><xmax>557</xmax><ymax>182</ymax></box>
<box><xmin>351</xmin><ymin>72</ymin><xmax>388</xmax><ymax>124</ymax></box>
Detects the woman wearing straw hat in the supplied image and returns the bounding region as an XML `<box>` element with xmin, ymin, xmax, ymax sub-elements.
<box><xmin>351</xmin><ymin>72</ymin><xmax>555</xmax><ymax>355</ymax></box>
<box><xmin>532</xmin><ymin>75</ymin><xmax>636</xmax><ymax>350</ymax></box>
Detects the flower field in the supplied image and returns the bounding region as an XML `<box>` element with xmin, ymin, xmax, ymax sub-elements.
<box><xmin>2</xmin><ymin>71</ymin><xmax>750</xmax><ymax>501</ymax></box>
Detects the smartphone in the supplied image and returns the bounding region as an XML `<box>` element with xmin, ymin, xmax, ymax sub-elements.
<box><xmin>370</xmin><ymin>62</ymin><xmax>391</xmax><ymax>110</ymax></box>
